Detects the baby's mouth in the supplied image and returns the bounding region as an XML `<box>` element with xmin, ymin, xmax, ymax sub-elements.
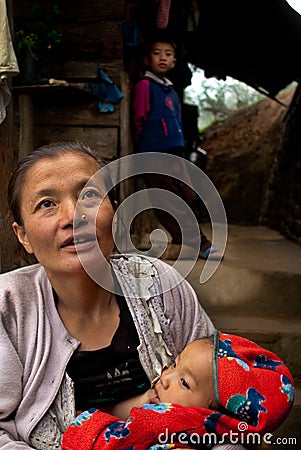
<box><xmin>150</xmin><ymin>385</ymin><xmax>160</xmax><ymax>404</ymax></box>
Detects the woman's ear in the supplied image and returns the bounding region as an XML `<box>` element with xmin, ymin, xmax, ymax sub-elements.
<box><xmin>12</xmin><ymin>222</ymin><xmax>34</xmax><ymax>254</ymax></box>
<box><xmin>112</xmin><ymin>202</ymin><xmax>119</xmax><ymax>238</ymax></box>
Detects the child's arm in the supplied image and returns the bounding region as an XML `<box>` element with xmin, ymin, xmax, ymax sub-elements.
<box><xmin>132</xmin><ymin>79</ymin><xmax>151</xmax><ymax>143</ymax></box>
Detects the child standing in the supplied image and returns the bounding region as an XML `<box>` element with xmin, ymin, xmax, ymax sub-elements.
<box><xmin>132</xmin><ymin>37</ymin><xmax>223</xmax><ymax>260</ymax></box>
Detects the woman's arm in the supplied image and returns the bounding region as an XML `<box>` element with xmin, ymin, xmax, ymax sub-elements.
<box><xmin>0</xmin><ymin>318</ymin><xmax>33</xmax><ymax>449</ymax></box>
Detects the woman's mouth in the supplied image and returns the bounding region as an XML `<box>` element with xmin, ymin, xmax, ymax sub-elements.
<box><xmin>73</xmin><ymin>237</ymin><xmax>93</xmax><ymax>245</ymax></box>
<box><xmin>61</xmin><ymin>235</ymin><xmax>96</xmax><ymax>249</ymax></box>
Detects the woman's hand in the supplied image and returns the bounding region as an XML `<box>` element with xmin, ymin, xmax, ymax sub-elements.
<box><xmin>101</xmin><ymin>389</ymin><xmax>156</xmax><ymax>420</ymax></box>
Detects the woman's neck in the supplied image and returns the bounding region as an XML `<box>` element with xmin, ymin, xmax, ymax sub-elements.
<box><xmin>49</xmin><ymin>270</ymin><xmax>120</xmax><ymax>350</ymax></box>
<box><xmin>48</xmin><ymin>267</ymin><xmax>115</xmax><ymax>314</ymax></box>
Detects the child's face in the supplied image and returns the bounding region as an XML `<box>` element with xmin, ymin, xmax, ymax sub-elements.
<box><xmin>146</xmin><ymin>42</ymin><xmax>176</xmax><ymax>78</ymax></box>
<box><xmin>153</xmin><ymin>340</ymin><xmax>216</xmax><ymax>408</ymax></box>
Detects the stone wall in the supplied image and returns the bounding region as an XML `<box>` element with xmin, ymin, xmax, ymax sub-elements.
<box><xmin>202</xmin><ymin>86</ymin><xmax>301</xmax><ymax>244</ymax></box>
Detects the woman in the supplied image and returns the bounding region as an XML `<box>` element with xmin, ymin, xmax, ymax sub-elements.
<box><xmin>0</xmin><ymin>142</ymin><xmax>240</xmax><ymax>449</ymax></box>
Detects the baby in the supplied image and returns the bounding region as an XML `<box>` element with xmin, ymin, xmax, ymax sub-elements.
<box><xmin>62</xmin><ymin>332</ymin><xmax>295</xmax><ymax>450</ymax></box>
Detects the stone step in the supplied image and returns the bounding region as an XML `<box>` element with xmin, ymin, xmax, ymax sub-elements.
<box><xmin>161</xmin><ymin>225</ymin><xmax>301</xmax><ymax>376</ymax></box>
<box><xmin>164</xmin><ymin>224</ymin><xmax>301</xmax><ymax>318</ymax></box>
<box><xmin>210</xmin><ymin>313</ymin><xmax>301</xmax><ymax>379</ymax></box>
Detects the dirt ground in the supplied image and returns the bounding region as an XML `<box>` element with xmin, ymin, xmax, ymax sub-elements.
<box><xmin>200</xmin><ymin>88</ymin><xmax>295</xmax><ymax>225</ymax></box>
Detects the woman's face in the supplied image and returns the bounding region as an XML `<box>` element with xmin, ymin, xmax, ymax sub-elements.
<box><xmin>13</xmin><ymin>152</ymin><xmax>115</xmax><ymax>278</ymax></box>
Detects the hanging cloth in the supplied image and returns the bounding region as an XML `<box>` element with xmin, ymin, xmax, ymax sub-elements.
<box><xmin>89</xmin><ymin>65</ymin><xmax>123</xmax><ymax>113</ymax></box>
<box><xmin>156</xmin><ymin>0</ymin><xmax>171</xmax><ymax>29</ymax></box>
<box><xmin>0</xmin><ymin>0</ymin><xmax>19</xmax><ymax>123</ymax></box>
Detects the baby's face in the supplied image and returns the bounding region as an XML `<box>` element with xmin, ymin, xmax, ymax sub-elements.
<box><xmin>153</xmin><ymin>340</ymin><xmax>216</xmax><ymax>408</ymax></box>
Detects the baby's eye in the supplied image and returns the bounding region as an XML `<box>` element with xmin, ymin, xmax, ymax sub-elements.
<box><xmin>172</xmin><ymin>360</ymin><xmax>177</xmax><ymax>368</ymax></box>
<box><xmin>38</xmin><ymin>199</ymin><xmax>54</xmax><ymax>209</ymax></box>
<box><xmin>181</xmin><ymin>378</ymin><xmax>190</xmax><ymax>389</ymax></box>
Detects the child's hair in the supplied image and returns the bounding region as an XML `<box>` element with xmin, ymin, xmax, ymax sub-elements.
<box><xmin>143</xmin><ymin>32</ymin><xmax>177</xmax><ymax>57</ymax></box>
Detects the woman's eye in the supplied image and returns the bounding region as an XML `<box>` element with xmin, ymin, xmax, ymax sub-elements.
<box><xmin>81</xmin><ymin>189</ymin><xmax>100</xmax><ymax>200</ymax></box>
<box><xmin>181</xmin><ymin>378</ymin><xmax>190</xmax><ymax>389</ymax></box>
<box><xmin>38</xmin><ymin>199</ymin><xmax>54</xmax><ymax>209</ymax></box>
<box><xmin>172</xmin><ymin>361</ymin><xmax>177</xmax><ymax>368</ymax></box>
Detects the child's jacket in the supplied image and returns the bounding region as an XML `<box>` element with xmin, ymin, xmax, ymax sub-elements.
<box><xmin>133</xmin><ymin>74</ymin><xmax>184</xmax><ymax>152</ymax></box>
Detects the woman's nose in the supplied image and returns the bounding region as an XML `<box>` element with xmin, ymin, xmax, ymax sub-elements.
<box><xmin>59</xmin><ymin>200</ymin><xmax>77</xmax><ymax>227</ymax></box>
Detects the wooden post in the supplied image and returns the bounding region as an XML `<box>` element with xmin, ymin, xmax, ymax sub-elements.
<box><xmin>119</xmin><ymin>70</ymin><xmax>133</xmax><ymax>200</ymax></box>
<box><xmin>0</xmin><ymin>83</ymin><xmax>20</xmax><ymax>272</ymax></box>
<box><xmin>119</xmin><ymin>71</ymin><xmax>132</xmax><ymax>160</ymax></box>
<box><xmin>0</xmin><ymin>0</ymin><xmax>21</xmax><ymax>272</ymax></box>
<box><xmin>119</xmin><ymin>67</ymin><xmax>138</xmax><ymax>240</ymax></box>
<box><xmin>18</xmin><ymin>94</ymin><xmax>34</xmax><ymax>159</ymax></box>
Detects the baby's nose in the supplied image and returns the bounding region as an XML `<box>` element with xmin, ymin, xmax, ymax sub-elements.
<box><xmin>160</xmin><ymin>368</ymin><xmax>171</xmax><ymax>388</ymax></box>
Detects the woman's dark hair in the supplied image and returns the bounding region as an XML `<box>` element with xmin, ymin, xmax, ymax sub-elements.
<box><xmin>7</xmin><ymin>141</ymin><xmax>119</xmax><ymax>261</ymax></box>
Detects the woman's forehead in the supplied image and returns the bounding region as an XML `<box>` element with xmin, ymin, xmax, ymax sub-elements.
<box><xmin>28</xmin><ymin>152</ymin><xmax>98</xmax><ymax>177</ymax></box>
<box><xmin>21</xmin><ymin>153</ymin><xmax>101</xmax><ymax>195</ymax></box>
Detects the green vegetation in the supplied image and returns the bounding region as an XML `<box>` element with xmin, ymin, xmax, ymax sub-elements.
<box><xmin>185</xmin><ymin>67</ymin><xmax>265</xmax><ymax>131</ymax></box>
<box><xmin>15</xmin><ymin>1</ymin><xmax>62</xmax><ymax>61</ymax></box>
